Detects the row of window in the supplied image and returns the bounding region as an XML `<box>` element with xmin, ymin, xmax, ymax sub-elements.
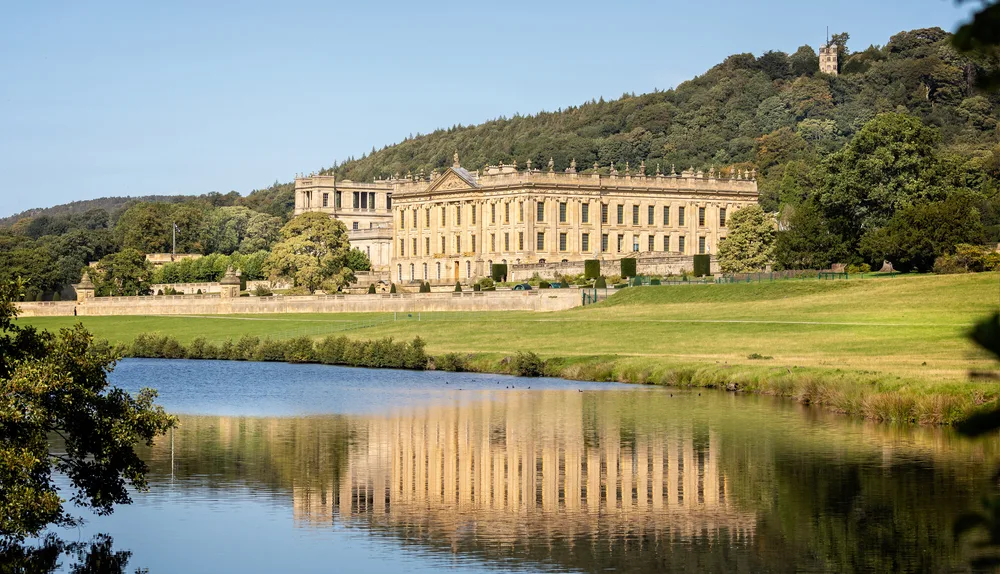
<box><xmin>396</xmin><ymin>231</ymin><xmax>712</xmax><ymax>257</ymax></box>
<box><xmin>398</xmin><ymin>202</ymin><xmax>727</xmax><ymax>228</ymax></box>
<box><xmin>314</xmin><ymin>191</ymin><xmax>392</xmax><ymax>211</ymax></box>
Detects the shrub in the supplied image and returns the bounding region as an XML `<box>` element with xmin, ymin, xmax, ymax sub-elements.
<box><xmin>476</xmin><ymin>276</ymin><xmax>495</xmax><ymax>290</ymax></box>
<box><xmin>316</xmin><ymin>335</ymin><xmax>348</xmax><ymax>364</ymax></box>
<box><xmin>510</xmin><ymin>351</ymin><xmax>544</xmax><ymax>377</ymax></box>
<box><xmin>129</xmin><ymin>333</ymin><xmax>185</xmax><ymax>359</ymax></box>
<box><xmin>846</xmin><ymin>264</ymin><xmax>860</xmax><ymax>274</ymax></box>
<box><xmin>559</xmin><ymin>278</ymin><xmax>570</xmax><ymax>288</ymax></box>
<box><xmin>187</xmin><ymin>337</ymin><xmax>213</xmax><ymax>359</ymax></box>
<box><xmin>219</xmin><ymin>339</ymin><xmax>236</xmax><ymax>360</ymax></box>
<box><xmin>402</xmin><ymin>337</ymin><xmax>428</xmax><ymax>369</ymax></box>
<box><xmin>584</xmin><ymin>259</ymin><xmax>601</xmax><ymax>280</ymax></box>
<box><xmin>594</xmin><ymin>276</ymin><xmax>607</xmax><ymax>288</ymax></box>
<box><xmin>389</xmin><ymin>283</ymin><xmax>397</xmax><ymax>294</ymax></box>
<box><xmin>620</xmin><ymin>258</ymin><xmax>637</xmax><ymax>278</ymax></box>
<box><xmin>454</xmin><ymin>281</ymin><xmax>462</xmax><ymax>292</ymax></box>
<box><xmin>747</xmin><ymin>353</ymin><xmax>774</xmax><ymax>360</ymax></box>
<box><xmin>52</xmin><ymin>292</ymin><xmax>61</xmax><ymax>301</ymax></box>
<box><xmin>860</xmin><ymin>263</ymin><xmax>871</xmax><ymax>273</ymax></box>
<box><xmin>933</xmin><ymin>254</ymin><xmax>966</xmax><ymax>274</ymax></box>
<box><xmin>435</xmin><ymin>353</ymin><xmax>468</xmax><ymax>372</ymax></box>
<box><xmin>539</xmin><ymin>280</ymin><xmax>551</xmax><ymax>289</ymax></box>
<box><xmin>253</xmin><ymin>284</ymin><xmax>273</xmax><ymax>297</ymax></box>
<box><xmin>650</xmin><ymin>278</ymin><xmax>661</xmax><ymax>285</ymax></box>
<box><xmin>284</xmin><ymin>337</ymin><xmax>315</xmax><ymax>363</ymax></box>
<box><xmin>196</xmin><ymin>289</ymin><xmax>202</xmax><ymax>295</ymax></box>
<box><xmin>473</xmin><ymin>284</ymin><xmax>481</xmax><ymax>291</ymax></box>
<box><xmin>368</xmin><ymin>283</ymin><xmax>377</xmax><ymax>294</ymax></box>
<box><xmin>235</xmin><ymin>335</ymin><xmax>261</xmax><ymax>361</ymax></box>
<box><xmin>252</xmin><ymin>339</ymin><xmax>288</xmax><ymax>362</ymax></box>
<box><xmin>613</xmin><ymin>283</ymin><xmax>628</xmax><ymax>289</ymax></box>
<box><xmin>419</xmin><ymin>281</ymin><xmax>431</xmax><ymax>293</ymax></box>
<box><xmin>156</xmin><ymin>289</ymin><xmax>163</xmax><ymax>296</ymax></box>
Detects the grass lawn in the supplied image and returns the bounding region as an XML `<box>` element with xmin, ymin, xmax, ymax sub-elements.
<box><xmin>18</xmin><ymin>272</ymin><xmax>1000</xmax><ymax>423</ymax></box>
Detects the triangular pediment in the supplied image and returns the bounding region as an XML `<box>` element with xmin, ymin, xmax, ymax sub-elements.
<box><xmin>426</xmin><ymin>167</ymin><xmax>478</xmax><ymax>193</ymax></box>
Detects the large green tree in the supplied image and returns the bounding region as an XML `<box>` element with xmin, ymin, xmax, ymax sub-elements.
<box><xmin>264</xmin><ymin>212</ymin><xmax>353</xmax><ymax>292</ymax></box>
<box><xmin>0</xmin><ymin>279</ymin><xmax>175</xmax><ymax>543</ymax></box>
<box><xmin>95</xmin><ymin>248</ymin><xmax>153</xmax><ymax>296</ymax></box>
<box><xmin>717</xmin><ymin>205</ymin><xmax>776</xmax><ymax>273</ymax></box>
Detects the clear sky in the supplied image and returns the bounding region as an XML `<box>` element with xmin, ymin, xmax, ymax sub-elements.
<box><xmin>0</xmin><ymin>0</ymin><xmax>979</xmax><ymax>217</ymax></box>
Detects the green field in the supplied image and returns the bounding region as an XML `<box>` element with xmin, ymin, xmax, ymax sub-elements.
<box><xmin>18</xmin><ymin>273</ymin><xmax>1000</xmax><ymax>423</ymax></box>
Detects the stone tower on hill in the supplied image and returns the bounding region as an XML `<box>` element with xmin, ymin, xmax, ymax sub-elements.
<box><xmin>819</xmin><ymin>43</ymin><xmax>838</xmax><ymax>75</ymax></box>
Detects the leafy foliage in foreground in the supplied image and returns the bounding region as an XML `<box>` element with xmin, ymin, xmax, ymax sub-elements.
<box><xmin>0</xmin><ymin>280</ymin><xmax>175</xmax><ymax>542</ymax></box>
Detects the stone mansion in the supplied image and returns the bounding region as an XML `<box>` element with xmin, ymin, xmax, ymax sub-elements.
<box><xmin>294</xmin><ymin>154</ymin><xmax>758</xmax><ymax>284</ymax></box>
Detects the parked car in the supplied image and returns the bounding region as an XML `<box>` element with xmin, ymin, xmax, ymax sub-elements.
<box><xmin>512</xmin><ymin>283</ymin><xmax>532</xmax><ymax>291</ymax></box>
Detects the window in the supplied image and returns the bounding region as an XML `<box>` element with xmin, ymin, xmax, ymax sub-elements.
<box><xmin>491</xmin><ymin>203</ymin><xmax>496</xmax><ymax>224</ymax></box>
<box><xmin>490</xmin><ymin>234</ymin><xmax>496</xmax><ymax>252</ymax></box>
<box><xmin>663</xmin><ymin>206</ymin><xmax>670</xmax><ymax>225</ymax></box>
<box><xmin>441</xmin><ymin>236</ymin><xmax>446</xmax><ymax>254</ymax></box>
<box><xmin>353</xmin><ymin>192</ymin><xmax>360</xmax><ymax>209</ymax></box>
<box><xmin>399</xmin><ymin>211</ymin><xmax>405</xmax><ymax>229</ymax></box>
<box><xmin>504</xmin><ymin>232</ymin><xmax>510</xmax><ymax>251</ymax></box>
<box><xmin>663</xmin><ymin>235</ymin><xmax>670</xmax><ymax>251</ymax></box>
<box><xmin>648</xmin><ymin>205</ymin><xmax>654</xmax><ymax>225</ymax></box>
<box><xmin>466</xmin><ymin>261</ymin><xmax>471</xmax><ymax>278</ymax></box>
<box><xmin>518</xmin><ymin>231</ymin><xmax>524</xmax><ymax>250</ymax></box>
<box><xmin>360</xmin><ymin>192</ymin><xmax>368</xmax><ymax>210</ymax></box>
<box><xmin>537</xmin><ymin>201</ymin><xmax>545</xmax><ymax>222</ymax></box>
<box><xmin>617</xmin><ymin>204</ymin><xmax>624</xmax><ymax>225</ymax></box>
<box><xmin>456</xmin><ymin>235</ymin><xmax>461</xmax><ymax>253</ymax></box>
<box><xmin>632</xmin><ymin>205</ymin><xmax>639</xmax><ymax>225</ymax></box>
<box><xmin>352</xmin><ymin>221</ymin><xmax>358</xmax><ymax>230</ymax></box>
<box><xmin>399</xmin><ymin>239</ymin><xmax>404</xmax><ymax>257</ymax></box>
<box><xmin>456</xmin><ymin>205</ymin><xmax>461</xmax><ymax>225</ymax></box>
<box><xmin>436</xmin><ymin>262</ymin><xmax>441</xmax><ymax>280</ymax></box>
<box><xmin>617</xmin><ymin>234</ymin><xmax>624</xmax><ymax>252</ymax></box>
<box><xmin>386</xmin><ymin>193</ymin><xmax>391</xmax><ymax>210</ymax></box>
<box><xmin>559</xmin><ymin>232</ymin><xmax>567</xmax><ymax>251</ymax></box>
<box><xmin>648</xmin><ymin>235</ymin><xmax>654</xmax><ymax>252</ymax></box>
<box><xmin>699</xmin><ymin>236</ymin><xmax>707</xmax><ymax>254</ymax></box>
<box><xmin>504</xmin><ymin>202</ymin><xmax>510</xmax><ymax>224</ymax></box>
<box><xmin>368</xmin><ymin>192</ymin><xmax>375</xmax><ymax>210</ymax></box>
<box><xmin>537</xmin><ymin>232</ymin><xmax>545</xmax><ymax>250</ymax></box>
<box><xmin>335</xmin><ymin>191</ymin><xmax>342</xmax><ymax>209</ymax></box>
<box><xmin>413</xmin><ymin>208</ymin><xmax>418</xmax><ymax>229</ymax></box>
<box><xmin>425</xmin><ymin>237</ymin><xmax>430</xmax><ymax>255</ymax></box>
<box><xmin>582</xmin><ymin>233</ymin><xmax>590</xmax><ymax>252</ymax></box>
<box><xmin>397</xmin><ymin>264</ymin><xmax>402</xmax><ymax>282</ymax></box>
<box><xmin>322</xmin><ymin>193</ymin><xmax>329</xmax><ymax>207</ymax></box>
<box><xmin>423</xmin><ymin>263</ymin><xmax>428</xmax><ymax>280</ymax></box>
<box><xmin>559</xmin><ymin>202</ymin><xmax>567</xmax><ymax>223</ymax></box>
<box><xmin>698</xmin><ymin>207</ymin><xmax>706</xmax><ymax>226</ymax></box>
<box><xmin>720</xmin><ymin>208</ymin><xmax>727</xmax><ymax>227</ymax></box>
<box><xmin>601</xmin><ymin>203</ymin><xmax>609</xmax><ymax>224</ymax></box>
<box><xmin>582</xmin><ymin>203</ymin><xmax>589</xmax><ymax>223</ymax></box>
<box><xmin>425</xmin><ymin>208</ymin><xmax>431</xmax><ymax>226</ymax></box>
<box><xmin>471</xmin><ymin>204</ymin><xmax>476</xmax><ymax>225</ymax></box>
<box><xmin>601</xmin><ymin>233</ymin><xmax>609</xmax><ymax>252</ymax></box>
<box><xmin>471</xmin><ymin>235</ymin><xmax>477</xmax><ymax>252</ymax></box>
<box><xmin>409</xmin><ymin>263</ymin><xmax>414</xmax><ymax>281</ymax></box>
<box><xmin>678</xmin><ymin>207</ymin><xmax>686</xmax><ymax>226</ymax></box>
<box><xmin>412</xmin><ymin>238</ymin><xmax>417</xmax><ymax>256</ymax></box>
<box><xmin>679</xmin><ymin>236</ymin><xmax>686</xmax><ymax>253</ymax></box>
<box><xmin>440</xmin><ymin>206</ymin><xmax>446</xmax><ymax>226</ymax></box>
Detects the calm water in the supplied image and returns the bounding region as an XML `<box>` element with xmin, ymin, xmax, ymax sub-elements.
<box><xmin>46</xmin><ymin>359</ymin><xmax>1000</xmax><ymax>573</ymax></box>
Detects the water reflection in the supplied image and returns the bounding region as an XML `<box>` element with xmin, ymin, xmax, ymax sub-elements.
<box><xmin>133</xmin><ymin>388</ymin><xmax>997</xmax><ymax>573</ymax></box>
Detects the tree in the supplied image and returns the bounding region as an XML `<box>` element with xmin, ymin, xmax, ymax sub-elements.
<box><xmin>345</xmin><ymin>248</ymin><xmax>372</xmax><ymax>272</ymax></box>
<box><xmin>789</xmin><ymin>45</ymin><xmax>819</xmax><ymax>77</ymax></box>
<box><xmin>0</xmin><ymin>279</ymin><xmax>175</xmax><ymax>543</ymax></box>
<box><xmin>95</xmin><ymin>248</ymin><xmax>153</xmax><ymax>296</ymax></box>
<box><xmin>859</xmin><ymin>193</ymin><xmax>987</xmax><ymax>272</ymax></box>
<box><xmin>113</xmin><ymin>203</ymin><xmax>172</xmax><ymax>254</ymax></box>
<box><xmin>718</xmin><ymin>205</ymin><xmax>776</xmax><ymax>272</ymax></box>
<box><xmin>774</xmin><ymin>202</ymin><xmax>850</xmax><ymax>269</ymax></box>
<box><xmin>263</xmin><ymin>212</ymin><xmax>352</xmax><ymax>293</ymax></box>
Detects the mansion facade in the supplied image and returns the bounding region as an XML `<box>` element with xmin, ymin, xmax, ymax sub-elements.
<box><xmin>294</xmin><ymin>155</ymin><xmax>758</xmax><ymax>283</ymax></box>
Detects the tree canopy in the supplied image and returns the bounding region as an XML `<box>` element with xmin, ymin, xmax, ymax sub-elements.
<box><xmin>264</xmin><ymin>212</ymin><xmax>354</xmax><ymax>292</ymax></box>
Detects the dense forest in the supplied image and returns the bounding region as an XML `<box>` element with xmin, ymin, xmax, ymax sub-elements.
<box><xmin>2</xmin><ymin>27</ymin><xmax>998</xmax><ymax>298</ymax></box>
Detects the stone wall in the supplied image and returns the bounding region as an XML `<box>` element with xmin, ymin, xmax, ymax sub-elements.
<box><xmin>16</xmin><ymin>290</ymin><xmax>582</xmax><ymax>317</ymax></box>
<box><xmin>509</xmin><ymin>254</ymin><xmax>719</xmax><ymax>281</ymax></box>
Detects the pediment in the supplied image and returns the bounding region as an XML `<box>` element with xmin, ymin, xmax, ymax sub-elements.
<box><xmin>426</xmin><ymin>168</ymin><xmax>478</xmax><ymax>193</ymax></box>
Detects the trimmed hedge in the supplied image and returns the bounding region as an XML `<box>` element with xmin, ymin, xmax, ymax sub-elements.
<box><xmin>389</xmin><ymin>283</ymin><xmax>397</xmax><ymax>294</ymax></box>
<box><xmin>621</xmin><ymin>258</ymin><xmax>637</xmax><ymax>278</ymax></box>
<box><xmin>539</xmin><ymin>281</ymin><xmax>551</xmax><ymax>289</ymax></box>
<box><xmin>693</xmin><ymin>254</ymin><xmax>711</xmax><ymax>277</ymax></box>
<box><xmin>594</xmin><ymin>276</ymin><xmax>607</xmax><ymax>288</ymax></box>
<box><xmin>368</xmin><ymin>283</ymin><xmax>376</xmax><ymax>294</ymax></box>
<box><xmin>454</xmin><ymin>281</ymin><xmax>462</xmax><ymax>292</ymax></box>
<box><xmin>419</xmin><ymin>282</ymin><xmax>431</xmax><ymax>293</ymax></box>
<box><xmin>584</xmin><ymin>259</ymin><xmax>601</xmax><ymax>280</ymax></box>
<box><xmin>491</xmin><ymin>263</ymin><xmax>508</xmax><ymax>282</ymax></box>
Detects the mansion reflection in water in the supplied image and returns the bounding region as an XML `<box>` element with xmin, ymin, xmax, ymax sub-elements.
<box><xmin>287</xmin><ymin>392</ymin><xmax>756</xmax><ymax>544</ymax></box>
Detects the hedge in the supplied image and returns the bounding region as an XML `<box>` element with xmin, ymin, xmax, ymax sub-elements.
<box><xmin>693</xmin><ymin>254</ymin><xmax>711</xmax><ymax>277</ymax></box>
<box><xmin>621</xmin><ymin>258</ymin><xmax>637</xmax><ymax>278</ymax></box>
<box><xmin>584</xmin><ymin>259</ymin><xmax>601</xmax><ymax>279</ymax></box>
<box><xmin>491</xmin><ymin>263</ymin><xmax>508</xmax><ymax>282</ymax></box>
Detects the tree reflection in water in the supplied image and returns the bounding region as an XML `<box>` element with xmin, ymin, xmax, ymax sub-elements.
<box><xmin>127</xmin><ymin>390</ymin><xmax>998</xmax><ymax>573</ymax></box>
<box><xmin>0</xmin><ymin>534</ymin><xmax>134</xmax><ymax>574</ymax></box>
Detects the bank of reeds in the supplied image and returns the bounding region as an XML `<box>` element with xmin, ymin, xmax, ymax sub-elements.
<box><xmin>122</xmin><ymin>333</ymin><xmax>997</xmax><ymax>425</ymax></box>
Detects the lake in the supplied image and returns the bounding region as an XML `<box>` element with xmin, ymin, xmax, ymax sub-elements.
<box><xmin>47</xmin><ymin>359</ymin><xmax>999</xmax><ymax>572</ymax></box>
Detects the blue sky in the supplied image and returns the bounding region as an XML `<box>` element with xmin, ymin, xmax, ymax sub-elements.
<box><xmin>0</xmin><ymin>0</ymin><xmax>979</xmax><ymax>217</ymax></box>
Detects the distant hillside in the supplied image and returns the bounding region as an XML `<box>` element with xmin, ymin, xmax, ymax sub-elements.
<box><xmin>327</xmin><ymin>27</ymin><xmax>999</xmax><ymax>210</ymax></box>
<box><xmin>0</xmin><ymin>195</ymin><xmax>194</xmax><ymax>227</ymax></box>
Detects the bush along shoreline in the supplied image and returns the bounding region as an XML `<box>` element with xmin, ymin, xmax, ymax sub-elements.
<box><xmin>121</xmin><ymin>333</ymin><xmax>995</xmax><ymax>425</ymax></box>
